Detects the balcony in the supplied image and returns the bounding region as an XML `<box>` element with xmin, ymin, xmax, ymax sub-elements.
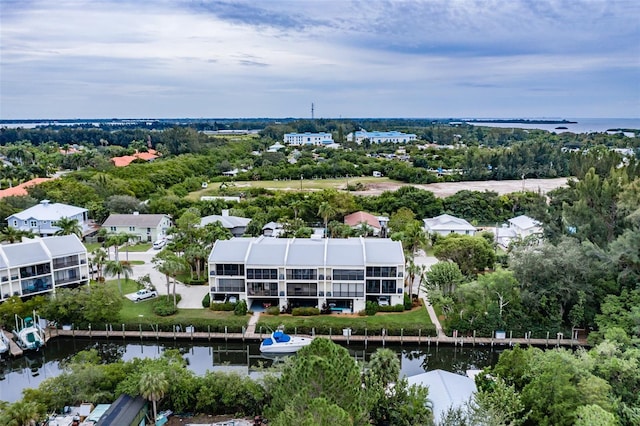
<box><xmin>53</xmin><ymin>259</ymin><xmax>79</xmax><ymax>269</ymax></box>
<box><xmin>332</xmin><ymin>291</ymin><xmax>364</xmax><ymax>298</ymax></box>
<box><xmin>247</xmin><ymin>289</ymin><xmax>279</xmax><ymax>297</ymax></box>
<box><xmin>218</xmin><ymin>285</ymin><xmax>245</xmax><ymax>293</ymax></box>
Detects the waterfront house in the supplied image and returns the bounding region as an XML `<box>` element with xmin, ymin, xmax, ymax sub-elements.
<box><xmin>423</xmin><ymin>214</ymin><xmax>476</xmax><ymax>236</ymax></box>
<box><xmin>96</xmin><ymin>394</ymin><xmax>148</xmax><ymax>426</ymax></box>
<box><xmin>0</xmin><ymin>235</ymin><xmax>89</xmax><ymax>302</ymax></box>
<box><xmin>7</xmin><ymin>200</ymin><xmax>91</xmax><ymax>237</ymax></box>
<box><xmin>101</xmin><ymin>213</ymin><xmax>172</xmax><ymax>242</ymax></box>
<box><xmin>208</xmin><ymin>236</ymin><xmax>405</xmax><ymax>312</ymax></box>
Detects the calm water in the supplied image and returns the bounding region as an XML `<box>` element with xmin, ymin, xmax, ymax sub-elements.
<box><xmin>0</xmin><ymin>337</ymin><xmax>503</xmax><ymax>403</ymax></box>
<box><xmin>466</xmin><ymin>118</ymin><xmax>640</xmax><ymax>134</ymax></box>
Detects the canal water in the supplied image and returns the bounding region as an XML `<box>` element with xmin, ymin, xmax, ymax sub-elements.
<box><xmin>0</xmin><ymin>337</ymin><xmax>505</xmax><ymax>403</ymax></box>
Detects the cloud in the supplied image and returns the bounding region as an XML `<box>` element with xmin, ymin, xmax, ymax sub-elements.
<box><xmin>0</xmin><ymin>0</ymin><xmax>638</xmax><ymax>118</ymax></box>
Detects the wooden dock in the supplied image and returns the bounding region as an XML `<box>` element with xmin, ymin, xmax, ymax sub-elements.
<box><xmin>3</xmin><ymin>329</ymin><xmax>23</xmax><ymax>357</ymax></box>
<box><xmin>47</xmin><ymin>327</ymin><xmax>588</xmax><ymax>348</ymax></box>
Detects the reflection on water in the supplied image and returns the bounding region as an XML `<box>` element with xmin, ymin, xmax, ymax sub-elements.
<box><xmin>0</xmin><ymin>338</ymin><xmax>504</xmax><ymax>403</ymax></box>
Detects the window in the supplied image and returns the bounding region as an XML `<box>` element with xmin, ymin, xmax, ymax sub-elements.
<box><xmin>218</xmin><ymin>278</ymin><xmax>245</xmax><ymax>292</ymax></box>
<box><xmin>366</xmin><ymin>266</ymin><xmax>397</xmax><ymax>277</ymax></box>
<box><xmin>30</xmin><ymin>220</ymin><xmax>37</xmax><ymax>227</ymax></box>
<box><xmin>366</xmin><ymin>280</ymin><xmax>381</xmax><ymax>293</ymax></box>
<box><xmin>332</xmin><ymin>282</ymin><xmax>364</xmax><ymax>297</ymax></box>
<box><xmin>216</xmin><ymin>264</ymin><xmax>244</xmax><ymax>276</ymax></box>
<box><xmin>129</xmin><ymin>226</ymin><xmax>136</xmax><ymax>231</ymax></box>
<box><xmin>12</xmin><ymin>220</ymin><xmax>17</xmax><ymax>227</ymax></box>
<box><xmin>286</xmin><ymin>283</ymin><xmax>317</xmax><ymax>296</ymax></box>
<box><xmin>247</xmin><ymin>268</ymin><xmax>278</xmax><ymax>280</ymax></box>
<box><xmin>286</xmin><ymin>269</ymin><xmax>317</xmax><ymax>280</ymax></box>
<box><xmin>333</xmin><ymin>269</ymin><xmax>364</xmax><ymax>281</ymax></box>
<box><xmin>381</xmin><ymin>280</ymin><xmax>397</xmax><ymax>294</ymax></box>
<box><xmin>110</xmin><ymin>226</ymin><xmax>117</xmax><ymax>232</ymax></box>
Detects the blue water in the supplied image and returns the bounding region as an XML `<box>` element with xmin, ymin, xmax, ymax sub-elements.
<box><xmin>466</xmin><ymin>118</ymin><xmax>640</xmax><ymax>134</ymax></box>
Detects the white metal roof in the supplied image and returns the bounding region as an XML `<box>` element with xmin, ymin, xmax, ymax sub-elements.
<box><xmin>423</xmin><ymin>214</ymin><xmax>476</xmax><ymax>231</ymax></box>
<box><xmin>41</xmin><ymin>234</ymin><xmax>86</xmax><ymax>257</ymax></box>
<box><xmin>2</xmin><ymin>240</ymin><xmax>50</xmax><ymax>266</ymax></box>
<box><xmin>200</xmin><ymin>214</ymin><xmax>251</xmax><ymax>229</ymax></box>
<box><xmin>208</xmin><ymin>238</ymin><xmax>252</xmax><ymax>263</ymax></box>
<box><xmin>102</xmin><ymin>214</ymin><xmax>169</xmax><ymax>228</ymax></box>
<box><xmin>407</xmin><ymin>369</ymin><xmax>477</xmax><ymax>423</ymax></box>
<box><xmin>8</xmin><ymin>200</ymin><xmax>87</xmax><ymax>221</ymax></box>
<box><xmin>508</xmin><ymin>215</ymin><xmax>541</xmax><ymax>230</ymax></box>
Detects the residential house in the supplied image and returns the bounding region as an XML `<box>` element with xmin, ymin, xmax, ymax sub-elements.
<box><xmin>96</xmin><ymin>394</ymin><xmax>148</xmax><ymax>426</ymax></box>
<box><xmin>347</xmin><ymin>130</ymin><xmax>417</xmax><ymax>144</ymax></box>
<box><xmin>0</xmin><ymin>235</ymin><xmax>90</xmax><ymax>302</ymax></box>
<box><xmin>407</xmin><ymin>369</ymin><xmax>477</xmax><ymax>423</ymax></box>
<box><xmin>496</xmin><ymin>214</ymin><xmax>543</xmax><ymax>247</ymax></box>
<box><xmin>200</xmin><ymin>210</ymin><xmax>251</xmax><ymax>237</ymax></box>
<box><xmin>111</xmin><ymin>149</ymin><xmax>159</xmax><ymax>167</ymax></box>
<box><xmin>423</xmin><ymin>214</ymin><xmax>476</xmax><ymax>236</ymax></box>
<box><xmin>262</xmin><ymin>221</ymin><xmax>284</xmax><ymax>237</ymax></box>
<box><xmin>101</xmin><ymin>213</ymin><xmax>172</xmax><ymax>242</ymax></box>
<box><xmin>208</xmin><ymin>236</ymin><xmax>405</xmax><ymax>312</ymax></box>
<box><xmin>344</xmin><ymin>211</ymin><xmax>384</xmax><ymax>236</ymax></box>
<box><xmin>7</xmin><ymin>200</ymin><xmax>91</xmax><ymax>237</ymax></box>
<box><xmin>0</xmin><ymin>177</ymin><xmax>52</xmax><ymax>199</ymax></box>
<box><xmin>284</xmin><ymin>132</ymin><xmax>334</xmax><ymax>146</ymax></box>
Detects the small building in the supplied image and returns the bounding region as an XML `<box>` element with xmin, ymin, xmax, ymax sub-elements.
<box><xmin>200</xmin><ymin>210</ymin><xmax>251</xmax><ymax>237</ymax></box>
<box><xmin>101</xmin><ymin>213</ymin><xmax>172</xmax><ymax>242</ymax></box>
<box><xmin>508</xmin><ymin>215</ymin><xmax>542</xmax><ymax>238</ymax></box>
<box><xmin>262</xmin><ymin>221</ymin><xmax>284</xmax><ymax>238</ymax></box>
<box><xmin>407</xmin><ymin>369</ymin><xmax>477</xmax><ymax>423</ymax></box>
<box><xmin>284</xmin><ymin>132</ymin><xmax>334</xmax><ymax>146</ymax></box>
<box><xmin>344</xmin><ymin>211</ymin><xmax>383</xmax><ymax>236</ymax></box>
<box><xmin>7</xmin><ymin>200</ymin><xmax>91</xmax><ymax>237</ymax></box>
<box><xmin>423</xmin><ymin>214</ymin><xmax>476</xmax><ymax>236</ymax></box>
<box><xmin>96</xmin><ymin>394</ymin><xmax>148</xmax><ymax>426</ymax></box>
<box><xmin>0</xmin><ymin>235</ymin><xmax>89</xmax><ymax>302</ymax></box>
<box><xmin>347</xmin><ymin>130</ymin><xmax>417</xmax><ymax>144</ymax></box>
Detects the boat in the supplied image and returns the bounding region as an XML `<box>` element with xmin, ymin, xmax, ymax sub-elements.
<box><xmin>14</xmin><ymin>315</ymin><xmax>44</xmax><ymax>351</ymax></box>
<box><xmin>259</xmin><ymin>328</ymin><xmax>313</xmax><ymax>354</ymax></box>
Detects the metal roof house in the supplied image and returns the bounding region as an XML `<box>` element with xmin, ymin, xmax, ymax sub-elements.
<box><xmin>7</xmin><ymin>200</ymin><xmax>91</xmax><ymax>237</ymax></box>
<box><xmin>0</xmin><ymin>235</ymin><xmax>89</xmax><ymax>302</ymax></box>
<box><xmin>102</xmin><ymin>213</ymin><xmax>172</xmax><ymax>242</ymax></box>
<box><xmin>96</xmin><ymin>394</ymin><xmax>148</xmax><ymax>426</ymax></box>
<box><xmin>200</xmin><ymin>210</ymin><xmax>251</xmax><ymax>237</ymax></box>
<box><xmin>208</xmin><ymin>237</ymin><xmax>405</xmax><ymax>312</ymax></box>
<box><xmin>407</xmin><ymin>369</ymin><xmax>477</xmax><ymax>423</ymax></box>
<box><xmin>423</xmin><ymin>214</ymin><xmax>477</xmax><ymax>236</ymax></box>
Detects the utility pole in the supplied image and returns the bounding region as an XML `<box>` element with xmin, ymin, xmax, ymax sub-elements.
<box><xmin>311</xmin><ymin>102</ymin><xmax>314</xmax><ymax>120</ymax></box>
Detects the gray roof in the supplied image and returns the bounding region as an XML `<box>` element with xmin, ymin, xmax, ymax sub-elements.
<box><xmin>102</xmin><ymin>214</ymin><xmax>169</xmax><ymax>228</ymax></box>
<box><xmin>208</xmin><ymin>238</ymin><xmax>252</xmax><ymax>263</ymax></box>
<box><xmin>41</xmin><ymin>234</ymin><xmax>86</xmax><ymax>257</ymax></box>
<box><xmin>2</xmin><ymin>240</ymin><xmax>49</xmax><ymax>265</ymax></box>
<box><xmin>325</xmin><ymin>239</ymin><xmax>364</xmax><ymax>267</ymax></box>
<box><xmin>407</xmin><ymin>369</ymin><xmax>477</xmax><ymax>423</ymax></box>
<box><xmin>363</xmin><ymin>239</ymin><xmax>405</xmax><ymax>264</ymax></box>
<box><xmin>201</xmin><ymin>214</ymin><xmax>251</xmax><ymax>229</ymax></box>
<box><xmin>286</xmin><ymin>238</ymin><xmax>326</xmax><ymax>266</ymax></box>
<box><xmin>423</xmin><ymin>214</ymin><xmax>476</xmax><ymax>232</ymax></box>
<box><xmin>508</xmin><ymin>215</ymin><xmax>541</xmax><ymax>230</ymax></box>
<box><xmin>209</xmin><ymin>237</ymin><xmax>404</xmax><ymax>268</ymax></box>
<box><xmin>9</xmin><ymin>200</ymin><xmax>87</xmax><ymax>221</ymax></box>
<box><xmin>246</xmin><ymin>238</ymin><xmax>288</xmax><ymax>265</ymax></box>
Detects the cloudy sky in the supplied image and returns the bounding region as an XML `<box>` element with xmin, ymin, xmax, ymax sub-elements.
<box><xmin>1</xmin><ymin>0</ymin><xmax>638</xmax><ymax>119</ymax></box>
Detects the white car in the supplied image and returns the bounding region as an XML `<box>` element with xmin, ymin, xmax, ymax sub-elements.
<box><xmin>152</xmin><ymin>239</ymin><xmax>166</xmax><ymax>250</ymax></box>
<box><xmin>378</xmin><ymin>296</ymin><xmax>390</xmax><ymax>307</ymax></box>
<box><xmin>134</xmin><ymin>289</ymin><xmax>158</xmax><ymax>302</ymax></box>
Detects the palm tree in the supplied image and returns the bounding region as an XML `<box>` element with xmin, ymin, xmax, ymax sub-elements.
<box><xmin>153</xmin><ymin>251</ymin><xmax>187</xmax><ymax>306</ymax></box>
<box><xmin>103</xmin><ymin>260</ymin><xmax>133</xmax><ymax>295</ymax></box>
<box><xmin>104</xmin><ymin>233</ymin><xmax>130</xmax><ymax>262</ymax></box>
<box><xmin>0</xmin><ymin>227</ymin><xmax>34</xmax><ymax>244</ymax></box>
<box><xmin>2</xmin><ymin>400</ymin><xmax>42</xmax><ymax>426</ymax></box>
<box><xmin>139</xmin><ymin>370</ymin><xmax>169</xmax><ymax>425</ymax></box>
<box><xmin>90</xmin><ymin>248</ymin><xmax>108</xmax><ymax>281</ymax></box>
<box><xmin>402</xmin><ymin>221</ymin><xmax>428</xmax><ymax>258</ymax></box>
<box><xmin>317</xmin><ymin>201</ymin><xmax>337</xmax><ymax>238</ymax></box>
<box><xmin>53</xmin><ymin>217</ymin><xmax>82</xmax><ymax>237</ymax></box>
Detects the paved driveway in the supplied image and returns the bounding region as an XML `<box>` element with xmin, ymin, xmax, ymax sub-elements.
<box><xmin>107</xmin><ymin>247</ymin><xmax>209</xmax><ymax>309</ymax></box>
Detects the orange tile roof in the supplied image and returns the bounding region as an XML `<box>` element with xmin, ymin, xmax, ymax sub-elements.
<box><xmin>0</xmin><ymin>177</ymin><xmax>52</xmax><ymax>198</ymax></box>
<box><xmin>344</xmin><ymin>211</ymin><xmax>381</xmax><ymax>229</ymax></box>
<box><xmin>111</xmin><ymin>150</ymin><xmax>159</xmax><ymax>167</ymax></box>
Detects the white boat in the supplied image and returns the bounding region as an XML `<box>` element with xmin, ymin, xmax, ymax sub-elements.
<box><xmin>14</xmin><ymin>316</ymin><xmax>44</xmax><ymax>351</ymax></box>
<box><xmin>259</xmin><ymin>329</ymin><xmax>313</xmax><ymax>354</ymax></box>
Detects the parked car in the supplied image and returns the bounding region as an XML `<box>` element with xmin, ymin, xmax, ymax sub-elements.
<box><xmin>134</xmin><ymin>289</ymin><xmax>158</xmax><ymax>301</ymax></box>
<box><xmin>378</xmin><ymin>296</ymin><xmax>390</xmax><ymax>307</ymax></box>
<box><xmin>153</xmin><ymin>239</ymin><xmax>166</xmax><ymax>250</ymax></box>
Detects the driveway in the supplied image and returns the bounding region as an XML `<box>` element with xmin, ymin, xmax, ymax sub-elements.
<box><xmin>107</xmin><ymin>247</ymin><xmax>209</xmax><ymax>309</ymax></box>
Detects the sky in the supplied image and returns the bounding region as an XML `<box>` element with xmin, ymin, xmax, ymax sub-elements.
<box><xmin>1</xmin><ymin>0</ymin><xmax>639</xmax><ymax>119</ymax></box>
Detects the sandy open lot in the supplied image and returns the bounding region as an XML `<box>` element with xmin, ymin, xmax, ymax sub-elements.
<box><xmin>350</xmin><ymin>177</ymin><xmax>570</xmax><ymax>197</ymax></box>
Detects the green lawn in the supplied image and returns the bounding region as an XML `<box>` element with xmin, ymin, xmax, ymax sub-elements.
<box><xmin>84</xmin><ymin>242</ymin><xmax>102</xmax><ymax>252</ymax></box>
<box><xmin>256</xmin><ymin>305</ymin><xmax>436</xmax><ymax>337</ymax></box>
<box><xmin>123</xmin><ymin>243</ymin><xmax>152</xmax><ymax>252</ymax></box>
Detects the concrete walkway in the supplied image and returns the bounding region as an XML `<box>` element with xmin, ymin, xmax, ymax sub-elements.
<box><xmin>245</xmin><ymin>312</ymin><xmax>261</xmax><ymax>337</ymax></box>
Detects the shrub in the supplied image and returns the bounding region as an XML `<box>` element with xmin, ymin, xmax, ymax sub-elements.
<box><xmin>210</xmin><ymin>302</ymin><xmax>235</xmax><ymax>311</ymax></box>
<box><xmin>365</xmin><ymin>301</ymin><xmax>379</xmax><ymax>316</ymax></box>
<box><xmin>378</xmin><ymin>304</ymin><xmax>405</xmax><ymax>313</ymax></box>
<box><xmin>153</xmin><ymin>296</ymin><xmax>178</xmax><ymax>316</ymax></box>
<box><xmin>234</xmin><ymin>300</ymin><xmax>248</xmax><ymax>316</ymax></box>
<box><xmin>292</xmin><ymin>307</ymin><xmax>320</xmax><ymax>316</ymax></box>
<box><xmin>266</xmin><ymin>306</ymin><xmax>280</xmax><ymax>316</ymax></box>
<box><xmin>403</xmin><ymin>293</ymin><xmax>412</xmax><ymax>310</ymax></box>
<box><xmin>202</xmin><ymin>293</ymin><xmax>211</xmax><ymax>308</ymax></box>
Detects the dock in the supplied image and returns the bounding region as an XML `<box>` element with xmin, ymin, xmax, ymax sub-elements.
<box><xmin>3</xmin><ymin>329</ymin><xmax>23</xmax><ymax>357</ymax></box>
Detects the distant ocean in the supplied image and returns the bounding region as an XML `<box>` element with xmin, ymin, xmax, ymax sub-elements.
<box><xmin>465</xmin><ymin>118</ymin><xmax>640</xmax><ymax>134</ymax></box>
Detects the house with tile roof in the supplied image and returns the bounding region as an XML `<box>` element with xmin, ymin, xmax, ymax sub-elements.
<box><xmin>0</xmin><ymin>235</ymin><xmax>89</xmax><ymax>302</ymax></box>
<box><xmin>344</xmin><ymin>211</ymin><xmax>384</xmax><ymax>236</ymax></box>
<box><xmin>423</xmin><ymin>214</ymin><xmax>476</xmax><ymax>236</ymax></box>
<box><xmin>111</xmin><ymin>149</ymin><xmax>159</xmax><ymax>167</ymax></box>
<box><xmin>7</xmin><ymin>200</ymin><xmax>91</xmax><ymax>237</ymax></box>
<box><xmin>0</xmin><ymin>177</ymin><xmax>53</xmax><ymax>199</ymax></box>
<box><xmin>101</xmin><ymin>213</ymin><xmax>172</xmax><ymax>242</ymax></box>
